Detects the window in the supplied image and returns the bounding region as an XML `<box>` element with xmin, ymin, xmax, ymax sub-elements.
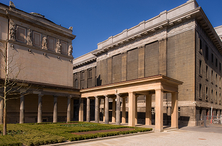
<box><xmin>211</xmin><ymin>89</ymin><xmax>213</xmax><ymax>102</ymax></box>
<box><xmin>88</xmin><ymin>68</ymin><xmax>92</xmax><ymax>78</ymax></box>
<box><xmin>216</xmin><ymin>74</ymin><xmax>218</xmax><ymax>85</ymax></box>
<box><xmin>211</xmin><ymin>70</ymin><xmax>213</xmax><ymax>83</ymax></box>
<box><xmin>199</xmin><ymin>60</ymin><xmax>202</xmax><ymax>75</ymax></box>
<box><xmin>199</xmin><ymin>84</ymin><xmax>202</xmax><ymax>99</ymax></box>
<box><xmin>200</xmin><ymin>39</ymin><xmax>202</xmax><ymax>52</ymax></box>
<box><xmin>206</xmin><ymin>87</ymin><xmax>208</xmax><ymax>101</ymax></box>
<box><xmin>220</xmin><ymin>62</ymin><xmax>221</xmax><ymax>72</ymax></box>
<box><xmin>215</xmin><ymin>91</ymin><xmax>218</xmax><ymax>104</ymax></box>
<box><xmin>216</xmin><ymin>58</ymin><xmax>218</xmax><ymax>67</ymax></box>
<box><xmin>211</xmin><ymin>53</ymin><xmax>214</xmax><ymax>63</ymax></box>
<box><xmin>80</xmin><ymin>71</ymin><xmax>84</xmax><ymax>80</ymax></box>
<box><xmin>205</xmin><ymin>46</ymin><xmax>209</xmax><ymax>60</ymax></box>
<box><xmin>206</xmin><ymin>66</ymin><xmax>208</xmax><ymax>80</ymax></box>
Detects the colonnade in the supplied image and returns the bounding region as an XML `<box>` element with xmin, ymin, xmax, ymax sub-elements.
<box><xmin>18</xmin><ymin>93</ymin><xmax>73</xmax><ymax>124</ymax></box>
<box><xmin>79</xmin><ymin>89</ymin><xmax>178</xmax><ymax>132</ymax></box>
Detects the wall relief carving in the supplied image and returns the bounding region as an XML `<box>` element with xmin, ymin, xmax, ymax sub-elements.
<box><xmin>42</xmin><ymin>36</ymin><xmax>48</xmax><ymax>50</ymax></box>
<box><xmin>68</xmin><ymin>44</ymin><xmax>73</xmax><ymax>56</ymax></box>
<box><xmin>9</xmin><ymin>21</ymin><xmax>16</xmax><ymax>40</ymax></box>
<box><xmin>27</xmin><ymin>29</ymin><xmax>32</xmax><ymax>46</ymax></box>
<box><xmin>56</xmin><ymin>39</ymin><xmax>61</xmax><ymax>54</ymax></box>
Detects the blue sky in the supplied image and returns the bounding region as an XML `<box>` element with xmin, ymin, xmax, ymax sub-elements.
<box><xmin>1</xmin><ymin>0</ymin><xmax>222</xmax><ymax>58</ymax></box>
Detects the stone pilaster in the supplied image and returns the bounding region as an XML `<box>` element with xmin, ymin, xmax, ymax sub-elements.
<box><xmin>138</xmin><ymin>46</ymin><xmax>145</xmax><ymax>78</ymax></box>
<box><xmin>53</xmin><ymin>96</ymin><xmax>58</xmax><ymax>123</ymax></box>
<box><xmin>86</xmin><ymin>97</ymin><xmax>90</xmax><ymax>122</ymax></box>
<box><xmin>105</xmin><ymin>95</ymin><xmax>109</xmax><ymax>124</ymax></box>
<box><xmin>20</xmin><ymin>94</ymin><xmax>25</xmax><ymax>124</ymax></box>
<box><xmin>37</xmin><ymin>94</ymin><xmax>43</xmax><ymax>123</ymax></box>
<box><xmin>112</xmin><ymin>98</ymin><xmax>116</xmax><ymax>123</ymax></box>
<box><xmin>116</xmin><ymin>94</ymin><xmax>121</xmax><ymax>125</ymax></box>
<box><xmin>159</xmin><ymin>38</ymin><xmax>167</xmax><ymax>75</ymax></box>
<box><xmin>121</xmin><ymin>53</ymin><xmax>127</xmax><ymax>81</ymax></box>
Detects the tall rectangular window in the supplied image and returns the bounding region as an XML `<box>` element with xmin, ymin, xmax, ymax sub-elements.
<box><xmin>211</xmin><ymin>70</ymin><xmax>213</xmax><ymax>83</ymax></box>
<box><xmin>206</xmin><ymin>87</ymin><xmax>208</xmax><ymax>101</ymax></box>
<box><xmin>199</xmin><ymin>84</ymin><xmax>202</xmax><ymax>99</ymax></box>
<box><xmin>216</xmin><ymin>58</ymin><xmax>218</xmax><ymax>68</ymax></box>
<box><xmin>219</xmin><ymin>62</ymin><xmax>221</xmax><ymax>72</ymax></box>
<box><xmin>206</xmin><ymin>66</ymin><xmax>208</xmax><ymax>80</ymax></box>
<box><xmin>205</xmin><ymin>46</ymin><xmax>209</xmax><ymax>60</ymax></box>
<box><xmin>199</xmin><ymin>60</ymin><xmax>202</xmax><ymax>75</ymax></box>
<box><xmin>211</xmin><ymin>53</ymin><xmax>214</xmax><ymax>63</ymax></box>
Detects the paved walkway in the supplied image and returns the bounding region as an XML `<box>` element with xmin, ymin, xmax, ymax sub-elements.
<box><xmin>61</xmin><ymin>125</ymin><xmax>222</xmax><ymax>146</ymax></box>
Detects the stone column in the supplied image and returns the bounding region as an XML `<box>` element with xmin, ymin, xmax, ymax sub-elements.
<box><xmin>67</xmin><ymin>96</ymin><xmax>72</xmax><ymax>122</ymax></box>
<box><xmin>103</xmin><ymin>98</ymin><xmax>105</xmax><ymax>122</ymax></box>
<box><xmin>20</xmin><ymin>94</ymin><xmax>25</xmax><ymax>124</ymax></box>
<box><xmin>145</xmin><ymin>94</ymin><xmax>152</xmax><ymax>125</ymax></box>
<box><xmin>0</xmin><ymin>97</ymin><xmax>3</xmax><ymax>124</ymax></box>
<box><xmin>79</xmin><ymin>98</ymin><xmax>83</xmax><ymax>121</ymax></box>
<box><xmin>53</xmin><ymin>96</ymin><xmax>58</xmax><ymax>123</ymax></box>
<box><xmin>155</xmin><ymin>89</ymin><xmax>163</xmax><ymax>132</ymax></box>
<box><xmin>171</xmin><ymin>92</ymin><xmax>178</xmax><ymax>128</ymax></box>
<box><xmin>135</xmin><ymin>95</ymin><xmax>138</xmax><ymax>125</ymax></box>
<box><xmin>86</xmin><ymin>97</ymin><xmax>90</xmax><ymax>122</ymax></box>
<box><xmin>105</xmin><ymin>95</ymin><xmax>109</xmax><ymax>124</ymax></box>
<box><xmin>112</xmin><ymin>98</ymin><xmax>116</xmax><ymax>123</ymax></box>
<box><xmin>116</xmin><ymin>94</ymin><xmax>121</xmax><ymax>125</ymax></box>
<box><xmin>95</xmin><ymin>96</ymin><xmax>99</xmax><ymax>123</ymax></box>
<box><xmin>128</xmin><ymin>92</ymin><xmax>136</xmax><ymax>126</ymax></box>
<box><xmin>37</xmin><ymin>94</ymin><xmax>43</xmax><ymax>123</ymax></box>
<box><xmin>122</xmin><ymin>97</ymin><xmax>126</xmax><ymax>123</ymax></box>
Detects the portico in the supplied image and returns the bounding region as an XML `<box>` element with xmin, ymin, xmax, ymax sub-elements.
<box><xmin>79</xmin><ymin>75</ymin><xmax>182</xmax><ymax>132</ymax></box>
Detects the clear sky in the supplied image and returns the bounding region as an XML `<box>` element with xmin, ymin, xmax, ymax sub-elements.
<box><xmin>1</xmin><ymin>0</ymin><xmax>222</xmax><ymax>58</ymax></box>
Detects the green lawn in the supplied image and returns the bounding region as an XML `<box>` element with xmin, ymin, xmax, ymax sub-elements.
<box><xmin>0</xmin><ymin>122</ymin><xmax>152</xmax><ymax>146</ymax></box>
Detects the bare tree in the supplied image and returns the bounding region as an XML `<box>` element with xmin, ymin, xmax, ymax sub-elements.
<box><xmin>0</xmin><ymin>45</ymin><xmax>30</xmax><ymax>135</ymax></box>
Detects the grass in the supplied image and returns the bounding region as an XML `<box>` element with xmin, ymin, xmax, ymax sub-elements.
<box><xmin>0</xmin><ymin>122</ymin><xmax>152</xmax><ymax>146</ymax></box>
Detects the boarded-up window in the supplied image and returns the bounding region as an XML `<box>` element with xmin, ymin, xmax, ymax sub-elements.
<box><xmin>33</xmin><ymin>31</ymin><xmax>41</xmax><ymax>47</ymax></box>
<box><xmin>112</xmin><ymin>54</ymin><xmax>122</xmax><ymax>83</ymax></box>
<box><xmin>61</xmin><ymin>41</ymin><xmax>68</xmax><ymax>55</ymax></box>
<box><xmin>48</xmin><ymin>36</ymin><xmax>56</xmax><ymax>51</ymax></box>
<box><xmin>127</xmin><ymin>48</ymin><xmax>138</xmax><ymax>80</ymax></box>
<box><xmin>16</xmin><ymin>26</ymin><xmax>26</xmax><ymax>43</ymax></box>
<box><xmin>87</xmin><ymin>68</ymin><xmax>92</xmax><ymax>88</ymax></box>
<box><xmin>145</xmin><ymin>41</ymin><xmax>159</xmax><ymax>77</ymax></box>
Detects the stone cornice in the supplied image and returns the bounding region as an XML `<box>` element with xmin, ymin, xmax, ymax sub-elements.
<box><xmin>94</xmin><ymin>0</ymin><xmax>222</xmax><ymax>57</ymax></box>
<box><xmin>73</xmin><ymin>56</ymin><xmax>97</xmax><ymax>69</ymax></box>
<box><xmin>0</xmin><ymin>3</ymin><xmax>76</xmax><ymax>40</ymax></box>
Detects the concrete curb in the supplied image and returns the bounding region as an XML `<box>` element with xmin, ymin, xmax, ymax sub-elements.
<box><xmin>41</xmin><ymin>130</ymin><xmax>154</xmax><ymax>146</ymax></box>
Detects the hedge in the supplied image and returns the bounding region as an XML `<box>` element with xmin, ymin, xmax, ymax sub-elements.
<box><xmin>0</xmin><ymin>122</ymin><xmax>152</xmax><ymax>146</ymax></box>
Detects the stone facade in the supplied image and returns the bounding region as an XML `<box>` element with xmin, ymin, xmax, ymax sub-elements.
<box><xmin>73</xmin><ymin>0</ymin><xmax>222</xmax><ymax>126</ymax></box>
<box><xmin>0</xmin><ymin>2</ymin><xmax>79</xmax><ymax>124</ymax></box>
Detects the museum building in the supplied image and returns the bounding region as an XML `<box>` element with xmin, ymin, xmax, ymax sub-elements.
<box><xmin>0</xmin><ymin>2</ymin><xmax>79</xmax><ymax>124</ymax></box>
<box><xmin>73</xmin><ymin>0</ymin><xmax>222</xmax><ymax>130</ymax></box>
<box><xmin>0</xmin><ymin>0</ymin><xmax>222</xmax><ymax>132</ymax></box>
